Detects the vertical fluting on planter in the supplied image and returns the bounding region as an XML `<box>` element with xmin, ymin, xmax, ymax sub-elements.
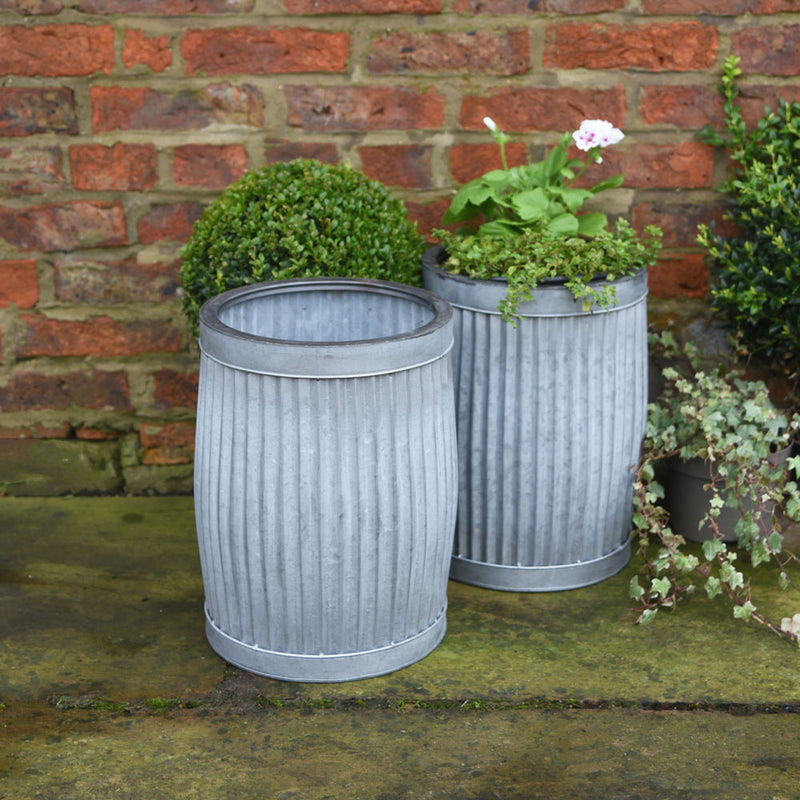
<box><xmin>194</xmin><ymin>279</ymin><xmax>457</xmax><ymax>682</ymax></box>
<box><xmin>422</xmin><ymin>247</ymin><xmax>648</xmax><ymax>591</ymax></box>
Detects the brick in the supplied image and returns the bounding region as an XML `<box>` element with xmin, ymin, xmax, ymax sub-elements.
<box><xmin>91</xmin><ymin>84</ymin><xmax>264</xmax><ymax>133</ymax></box>
<box><xmin>0</xmin><ymin>0</ymin><xmax>62</xmax><ymax>11</ymax></box>
<box><xmin>455</xmin><ymin>0</ymin><xmax>623</xmax><ymax>11</ymax></box>
<box><xmin>0</xmin><ymin>370</ymin><xmax>131</xmax><ymax>411</ymax></box>
<box><xmin>181</xmin><ymin>27</ymin><xmax>350</xmax><ymax>76</ymax></box>
<box><xmin>640</xmin><ymin>86</ymin><xmax>724</xmax><ymax>129</ymax></box>
<box><xmin>153</xmin><ymin>368</ymin><xmax>198</xmax><ymax>410</ymax></box>
<box><xmin>641</xmin><ymin>0</ymin><xmax>800</xmax><ymax>12</ymax></box>
<box><xmin>54</xmin><ymin>256</ymin><xmax>179</xmax><ymax>303</ymax></box>
<box><xmin>284</xmin><ymin>0</ymin><xmax>440</xmax><ymax>11</ymax></box>
<box><xmin>264</xmin><ymin>141</ymin><xmax>339</xmax><ymax>165</ymax></box>
<box><xmin>737</xmin><ymin>85</ymin><xmax>800</xmax><ymax>126</ymax></box>
<box><xmin>544</xmin><ymin>22</ymin><xmax>717</xmax><ymax>71</ymax></box>
<box><xmin>633</xmin><ymin>202</ymin><xmax>736</xmax><ymax>249</ymax></box>
<box><xmin>78</xmin><ymin>0</ymin><xmax>253</xmax><ymax>11</ymax></box>
<box><xmin>122</xmin><ymin>29</ymin><xmax>171</xmax><ymax>72</ymax></box>
<box><xmin>69</xmin><ymin>144</ymin><xmax>157</xmax><ymax>192</ymax></box>
<box><xmin>15</xmin><ymin>315</ymin><xmax>182</xmax><ymax>359</ymax></box>
<box><xmin>0</xmin><ymin>146</ymin><xmax>64</xmax><ymax>195</ymax></box>
<box><xmin>137</xmin><ymin>202</ymin><xmax>204</xmax><ymax>245</ymax></box>
<box><xmin>732</xmin><ymin>26</ymin><xmax>800</xmax><ymax>77</ymax></box>
<box><xmin>0</xmin><ymin>422</ymin><xmax>70</xmax><ymax>439</ymax></box>
<box><xmin>367</xmin><ymin>29</ymin><xmax>529</xmax><ymax>76</ymax></box>
<box><xmin>0</xmin><ymin>259</ymin><xmax>38</xmax><ymax>308</ymax></box>
<box><xmin>448</xmin><ymin>141</ymin><xmax>529</xmax><ymax>184</ymax></box>
<box><xmin>172</xmin><ymin>145</ymin><xmax>249</xmax><ymax>189</ymax></box>
<box><xmin>286</xmin><ymin>86</ymin><xmax>445</xmax><ymax>132</ymax></box>
<box><xmin>404</xmin><ymin>196</ymin><xmax>452</xmax><ymax>238</ymax></box>
<box><xmin>649</xmin><ymin>252</ymin><xmax>708</xmax><ymax>300</ymax></box>
<box><xmin>139</xmin><ymin>421</ymin><xmax>195</xmax><ymax>465</ymax></box>
<box><xmin>75</xmin><ymin>427</ymin><xmax>121</xmax><ymax>440</ymax></box>
<box><xmin>359</xmin><ymin>145</ymin><xmax>432</xmax><ymax>189</ymax></box>
<box><xmin>459</xmin><ymin>86</ymin><xmax>625</xmax><ymax>132</ymax></box>
<box><xmin>0</xmin><ymin>87</ymin><xmax>77</xmax><ymax>136</ymax></box>
<box><xmin>0</xmin><ymin>24</ymin><xmax>114</xmax><ymax>77</ymax></box>
<box><xmin>0</xmin><ymin>201</ymin><xmax>127</xmax><ymax>252</ymax></box>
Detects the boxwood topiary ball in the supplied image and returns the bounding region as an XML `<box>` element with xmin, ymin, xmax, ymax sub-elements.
<box><xmin>179</xmin><ymin>159</ymin><xmax>425</xmax><ymax>336</ymax></box>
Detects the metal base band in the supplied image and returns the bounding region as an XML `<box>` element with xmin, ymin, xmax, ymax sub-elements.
<box><xmin>449</xmin><ymin>537</ymin><xmax>631</xmax><ymax>592</ymax></box>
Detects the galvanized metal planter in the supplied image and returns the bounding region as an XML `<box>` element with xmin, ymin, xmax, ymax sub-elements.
<box><xmin>422</xmin><ymin>245</ymin><xmax>648</xmax><ymax>591</ymax></box>
<box><xmin>194</xmin><ymin>278</ymin><xmax>457</xmax><ymax>682</ymax></box>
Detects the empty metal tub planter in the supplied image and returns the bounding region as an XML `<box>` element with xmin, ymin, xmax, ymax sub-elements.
<box><xmin>423</xmin><ymin>248</ymin><xmax>648</xmax><ymax>592</ymax></box>
<box><xmin>194</xmin><ymin>278</ymin><xmax>457</xmax><ymax>682</ymax></box>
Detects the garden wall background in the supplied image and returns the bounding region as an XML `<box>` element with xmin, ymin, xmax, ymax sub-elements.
<box><xmin>0</xmin><ymin>0</ymin><xmax>798</xmax><ymax>495</ymax></box>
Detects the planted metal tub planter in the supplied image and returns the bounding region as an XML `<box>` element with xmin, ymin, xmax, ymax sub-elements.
<box><xmin>194</xmin><ymin>278</ymin><xmax>457</xmax><ymax>682</ymax></box>
<box><xmin>428</xmin><ymin>118</ymin><xmax>662</xmax><ymax>591</ymax></box>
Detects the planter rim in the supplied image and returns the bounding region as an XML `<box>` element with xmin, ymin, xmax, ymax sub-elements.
<box><xmin>199</xmin><ymin>277</ymin><xmax>453</xmax><ymax>379</ymax></box>
<box><xmin>422</xmin><ymin>243</ymin><xmax>648</xmax><ymax>318</ymax></box>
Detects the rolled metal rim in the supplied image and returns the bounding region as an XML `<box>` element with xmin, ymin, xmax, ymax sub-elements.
<box><xmin>422</xmin><ymin>244</ymin><xmax>648</xmax><ymax>318</ymax></box>
<box><xmin>199</xmin><ymin>277</ymin><xmax>453</xmax><ymax>378</ymax></box>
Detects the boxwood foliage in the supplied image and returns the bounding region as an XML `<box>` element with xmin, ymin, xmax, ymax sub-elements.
<box><xmin>698</xmin><ymin>56</ymin><xmax>800</xmax><ymax>372</ymax></box>
<box><xmin>179</xmin><ymin>159</ymin><xmax>425</xmax><ymax>336</ymax></box>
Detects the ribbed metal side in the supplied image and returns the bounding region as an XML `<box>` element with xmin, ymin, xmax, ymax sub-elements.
<box><xmin>423</xmin><ymin>254</ymin><xmax>647</xmax><ymax>591</ymax></box>
<box><xmin>193</xmin><ymin>279</ymin><xmax>457</xmax><ymax>682</ymax></box>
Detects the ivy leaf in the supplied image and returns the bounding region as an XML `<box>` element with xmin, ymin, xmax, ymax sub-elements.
<box><xmin>733</xmin><ymin>601</ymin><xmax>756</xmax><ymax>622</ymax></box>
<box><xmin>629</xmin><ymin>576</ymin><xmax>645</xmax><ymax>600</ymax></box>
<box><xmin>705</xmin><ymin>576</ymin><xmax>722</xmax><ymax>598</ymax></box>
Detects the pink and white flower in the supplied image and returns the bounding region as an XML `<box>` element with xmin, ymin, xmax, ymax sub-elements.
<box><xmin>572</xmin><ymin>119</ymin><xmax>624</xmax><ymax>152</ymax></box>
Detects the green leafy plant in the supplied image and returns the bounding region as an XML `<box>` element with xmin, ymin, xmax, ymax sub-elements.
<box><xmin>179</xmin><ymin>159</ymin><xmax>425</xmax><ymax>336</ymax></box>
<box><xmin>697</xmin><ymin>55</ymin><xmax>800</xmax><ymax>377</ymax></box>
<box><xmin>631</xmin><ymin>332</ymin><xmax>800</xmax><ymax>644</ymax></box>
<box><xmin>444</xmin><ymin>118</ymin><xmax>626</xmax><ymax>238</ymax></box>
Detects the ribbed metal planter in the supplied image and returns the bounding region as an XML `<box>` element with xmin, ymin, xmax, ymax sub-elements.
<box><xmin>422</xmin><ymin>245</ymin><xmax>648</xmax><ymax>591</ymax></box>
<box><xmin>194</xmin><ymin>278</ymin><xmax>457</xmax><ymax>682</ymax></box>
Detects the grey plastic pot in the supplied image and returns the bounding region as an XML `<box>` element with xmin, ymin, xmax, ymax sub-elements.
<box><xmin>422</xmin><ymin>245</ymin><xmax>648</xmax><ymax>591</ymax></box>
<box><xmin>193</xmin><ymin>278</ymin><xmax>457</xmax><ymax>682</ymax></box>
<box><xmin>665</xmin><ymin>446</ymin><xmax>792</xmax><ymax>543</ymax></box>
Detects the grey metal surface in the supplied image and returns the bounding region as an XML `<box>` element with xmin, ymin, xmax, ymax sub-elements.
<box><xmin>423</xmin><ymin>249</ymin><xmax>648</xmax><ymax>591</ymax></box>
<box><xmin>194</xmin><ymin>278</ymin><xmax>457</xmax><ymax>681</ymax></box>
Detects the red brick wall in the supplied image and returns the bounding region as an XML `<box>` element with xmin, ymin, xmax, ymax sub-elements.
<box><xmin>0</xmin><ymin>0</ymin><xmax>798</xmax><ymax>492</ymax></box>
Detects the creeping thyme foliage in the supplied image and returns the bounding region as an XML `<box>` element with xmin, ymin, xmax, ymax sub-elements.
<box><xmin>180</xmin><ymin>159</ymin><xmax>425</xmax><ymax>336</ymax></box>
<box><xmin>435</xmin><ymin>219</ymin><xmax>662</xmax><ymax>322</ymax></box>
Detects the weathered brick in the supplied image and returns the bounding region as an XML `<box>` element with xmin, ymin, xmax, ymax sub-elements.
<box><xmin>633</xmin><ymin>202</ymin><xmax>735</xmax><ymax>249</ymax></box>
<box><xmin>285</xmin><ymin>86</ymin><xmax>445</xmax><ymax>131</ymax></box>
<box><xmin>448</xmin><ymin>141</ymin><xmax>529</xmax><ymax>184</ymax></box>
<box><xmin>641</xmin><ymin>0</ymin><xmax>800</xmax><ymax>12</ymax></box>
<box><xmin>70</xmin><ymin>143</ymin><xmax>157</xmax><ymax>192</ymax></box>
<box><xmin>544</xmin><ymin>22</ymin><xmax>717</xmax><ymax>71</ymax></box>
<box><xmin>0</xmin><ymin>24</ymin><xmax>114</xmax><ymax>77</ymax></box>
<box><xmin>0</xmin><ymin>87</ymin><xmax>77</xmax><ymax>136</ymax></box>
<box><xmin>172</xmin><ymin>145</ymin><xmax>249</xmax><ymax>189</ymax></box>
<box><xmin>640</xmin><ymin>86</ymin><xmax>724</xmax><ymax>129</ymax></box>
<box><xmin>264</xmin><ymin>141</ymin><xmax>339</xmax><ymax>165</ymax></box>
<box><xmin>181</xmin><ymin>27</ymin><xmax>350</xmax><ymax>76</ymax></box>
<box><xmin>75</xmin><ymin>427</ymin><xmax>121</xmax><ymax>440</ymax></box>
<box><xmin>153</xmin><ymin>368</ymin><xmax>198</xmax><ymax>410</ymax></box>
<box><xmin>367</xmin><ymin>29</ymin><xmax>529</xmax><ymax>76</ymax></box>
<box><xmin>122</xmin><ymin>29</ymin><xmax>171</xmax><ymax>72</ymax></box>
<box><xmin>0</xmin><ymin>201</ymin><xmax>127</xmax><ymax>252</ymax></box>
<box><xmin>139</xmin><ymin>421</ymin><xmax>195</xmax><ymax>465</ymax></box>
<box><xmin>649</xmin><ymin>253</ymin><xmax>708</xmax><ymax>300</ymax></box>
<box><xmin>0</xmin><ymin>370</ymin><xmax>132</xmax><ymax>411</ymax></box>
<box><xmin>0</xmin><ymin>259</ymin><xmax>38</xmax><ymax>308</ymax></box>
<box><xmin>91</xmin><ymin>84</ymin><xmax>264</xmax><ymax>133</ymax></box>
<box><xmin>404</xmin><ymin>196</ymin><xmax>452</xmax><ymax>238</ymax></box>
<box><xmin>459</xmin><ymin>86</ymin><xmax>626</xmax><ymax>132</ymax></box>
<box><xmin>359</xmin><ymin>145</ymin><xmax>432</xmax><ymax>189</ymax></box>
<box><xmin>732</xmin><ymin>26</ymin><xmax>800</xmax><ymax>77</ymax></box>
<box><xmin>0</xmin><ymin>0</ymin><xmax>62</xmax><ymax>12</ymax></box>
<box><xmin>284</xmin><ymin>0</ymin><xmax>440</xmax><ymax>11</ymax></box>
<box><xmin>455</xmin><ymin>0</ymin><xmax>623</xmax><ymax>11</ymax></box>
<box><xmin>137</xmin><ymin>202</ymin><xmax>204</xmax><ymax>245</ymax></box>
<box><xmin>0</xmin><ymin>146</ymin><xmax>64</xmax><ymax>195</ymax></box>
<box><xmin>15</xmin><ymin>315</ymin><xmax>182</xmax><ymax>359</ymax></box>
<box><xmin>0</xmin><ymin>422</ymin><xmax>70</xmax><ymax>439</ymax></box>
<box><xmin>54</xmin><ymin>256</ymin><xmax>179</xmax><ymax>303</ymax></box>
<box><xmin>78</xmin><ymin>0</ymin><xmax>254</xmax><ymax>11</ymax></box>
<box><xmin>737</xmin><ymin>85</ymin><xmax>800</xmax><ymax>126</ymax></box>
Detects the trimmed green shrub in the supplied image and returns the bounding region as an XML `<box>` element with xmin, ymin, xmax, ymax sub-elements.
<box><xmin>697</xmin><ymin>56</ymin><xmax>800</xmax><ymax>373</ymax></box>
<box><xmin>179</xmin><ymin>159</ymin><xmax>425</xmax><ymax>335</ymax></box>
